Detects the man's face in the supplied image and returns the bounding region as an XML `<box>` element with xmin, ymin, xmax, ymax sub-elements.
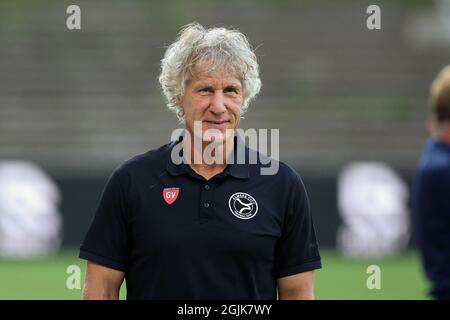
<box><xmin>179</xmin><ymin>62</ymin><xmax>244</xmax><ymax>143</ymax></box>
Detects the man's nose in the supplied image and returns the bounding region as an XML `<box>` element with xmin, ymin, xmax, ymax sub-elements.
<box><xmin>209</xmin><ymin>91</ymin><xmax>227</xmax><ymax>114</ymax></box>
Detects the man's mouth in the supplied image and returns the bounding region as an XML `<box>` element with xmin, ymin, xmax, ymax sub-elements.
<box><xmin>204</xmin><ymin>120</ymin><xmax>230</xmax><ymax>125</ymax></box>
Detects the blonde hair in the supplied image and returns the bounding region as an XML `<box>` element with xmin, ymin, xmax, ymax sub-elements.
<box><xmin>159</xmin><ymin>22</ymin><xmax>261</xmax><ymax>122</ymax></box>
<box><xmin>430</xmin><ymin>66</ymin><xmax>450</xmax><ymax>128</ymax></box>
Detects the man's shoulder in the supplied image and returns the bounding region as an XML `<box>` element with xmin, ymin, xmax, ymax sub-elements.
<box><xmin>418</xmin><ymin>151</ymin><xmax>450</xmax><ymax>187</ymax></box>
<box><xmin>113</xmin><ymin>141</ymin><xmax>174</xmax><ymax>176</ymax></box>
<box><xmin>247</xmin><ymin>148</ymin><xmax>303</xmax><ymax>185</ymax></box>
<box><xmin>419</xmin><ymin>152</ymin><xmax>450</xmax><ymax>177</ymax></box>
<box><xmin>419</xmin><ymin>139</ymin><xmax>450</xmax><ymax>171</ymax></box>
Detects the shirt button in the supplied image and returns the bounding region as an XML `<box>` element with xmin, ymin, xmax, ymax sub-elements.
<box><xmin>204</xmin><ymin>184</ymin><xmax>210</xmax><ymax>190</ymax></box>
<box><xmin>203</xmin><ymin>202</ymin><xmax>210</xmax><ymax>208</ymax></box>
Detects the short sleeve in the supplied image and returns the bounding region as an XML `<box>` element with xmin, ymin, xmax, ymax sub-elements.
<box><xmin>79</xmin><ymin>167</ymin><xmax>130</xmax><ymax>272</ymax></box>
<box><xmin>275</xmin><ymin>174</ymin><xmax>322</xmax><ymax>278</ymax></box>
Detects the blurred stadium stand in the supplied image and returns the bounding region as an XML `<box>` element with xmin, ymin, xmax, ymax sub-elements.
<box><xmin>0</xmin><ymin>0</ymin><xmax>449</xmax><ymax>248</ymax></box>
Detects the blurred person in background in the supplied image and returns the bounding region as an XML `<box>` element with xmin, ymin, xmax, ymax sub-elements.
<box><xmin>0</xmin><ymin>161</ymin><xmax>62</xmax><ymax>258</ymax></box>
<box><xmin>415</xmin><ymin>65</ymin><xmax>450</xmax><ymax>300</ymax></box>
<box><xmin>337</xmin><ymin>162</ymin><xmax>410</xmax><ymax>258</ymax></box>
<box><xmin>79</xmin><ymin>22</ymin><xmax>321</xmax><ymax>300</ymax></box>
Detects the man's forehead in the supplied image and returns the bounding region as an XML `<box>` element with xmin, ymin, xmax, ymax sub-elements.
<box><xmin>189</xmin><ymin>63</ymin><xmax>242</xmax><ymax>85</ymax></box>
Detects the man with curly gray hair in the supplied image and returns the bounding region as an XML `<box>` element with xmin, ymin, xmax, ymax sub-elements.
<box><xmin>79</xmin><ymin>22</ymin><xmax>321</xmax><ymax>300</ymax></box>
<box><xmin>159</xmin><ymin>22</ymin><xmax>261</xmax><ymax>123</ymax></box>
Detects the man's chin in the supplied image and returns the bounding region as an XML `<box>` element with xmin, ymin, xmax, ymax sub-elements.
<box><xmin>202</xmin><ymin>133</ymin><xmax>226</xmax><ymax>144</ymax></box>
<box><xmin>202</xmin><ymin>129</ymin><xmax>235</xmax><ymax>144</ymax></box>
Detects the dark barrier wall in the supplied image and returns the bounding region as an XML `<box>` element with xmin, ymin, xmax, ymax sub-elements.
<box><xmin>55</xmin><ymin>168</ymin><xmax>417</xmax><ymax>249</ymax></box>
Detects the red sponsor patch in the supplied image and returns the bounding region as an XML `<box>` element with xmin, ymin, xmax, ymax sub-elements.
<box><xmin>163</xmin><ymin>188</ymin><xmax>180</xmax><ymax>205</ymax></box>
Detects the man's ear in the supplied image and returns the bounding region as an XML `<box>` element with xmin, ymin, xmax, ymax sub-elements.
<box><xmin>176</xmin><ymin>95</ymin><xmax>183</xmax><ymax>107</ymax></box>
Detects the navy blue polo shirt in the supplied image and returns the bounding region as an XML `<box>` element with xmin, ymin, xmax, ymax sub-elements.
<box><xmin>415</xmin><ymin>138</ymin><xmax>450</xmax><ymax>299</ymax></box>
<box><xmin>79</xmin><ymin>136</ymin><xmax>322</xmax><ymax>299</ymax></box>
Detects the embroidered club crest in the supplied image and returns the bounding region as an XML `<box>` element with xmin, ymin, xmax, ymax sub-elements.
<box><xmin>163</xmin><ymin>187</ymin><xmax>180</xmax><ymax>205</ymax></box>
<box><xmin>228</xmin><ymin>192</ymin><xmax>258</xmax><ymax>219</ymax></box>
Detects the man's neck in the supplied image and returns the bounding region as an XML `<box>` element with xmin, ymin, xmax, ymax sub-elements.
<box><xmin>182</xmin><ymin>134</ymin><xmax>235</xmax><ymax>180</ymax></box>
<box><xmin>438</xmin><ymin>128</ymin><xmax>450</xmax><ymax>146</ymax></box>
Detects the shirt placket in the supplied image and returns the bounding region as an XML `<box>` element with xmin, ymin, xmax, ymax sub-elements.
<box><xmin>199</xmin><ymin>181</ymin><xmax>213</xmax><ymax>223</ymax></box>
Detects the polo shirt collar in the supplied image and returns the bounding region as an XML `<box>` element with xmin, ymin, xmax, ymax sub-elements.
<box><xmin>165</xmin><ymin>132</ymin><xmax>250</xmax><ymax>180</ymax></box>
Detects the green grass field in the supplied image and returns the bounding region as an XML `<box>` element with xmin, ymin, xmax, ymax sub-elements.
<box><xmin>0</xmin><ymin>249</ymin><xmax>430</xmax><ymax>300</ymax></box>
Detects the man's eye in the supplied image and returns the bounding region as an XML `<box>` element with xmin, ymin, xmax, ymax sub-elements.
<box><xmin>225</xmin><ymin>87</ymin><xmax>239</xmax><ymax>94</ymax></box>
<box><xmin>199</xmin><ymin>88</ymin><xmax>211</xmax><ymax>93</ymax></box>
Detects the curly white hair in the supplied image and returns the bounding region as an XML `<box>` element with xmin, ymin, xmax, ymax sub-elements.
<box><xmin>158</xmin><ymin>22</ymin><xmax>262</xmax><ymax>122</ymax></box>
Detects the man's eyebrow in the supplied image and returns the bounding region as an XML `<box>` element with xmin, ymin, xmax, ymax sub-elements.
<box><xmin>225</xmin><ymin>84</ymin><xmax>242</xmax><ymax>90</ymax></box>
<box><xmin>192</xmin><ymin>80</ymin><xmax>241</xmax><ymax>88</ymax></box>
<box><xmin>193</xmin><ymin>81</ymin><xmax>212</xmax><ymax>87</ymax></box>
<box><xmin>195</xmin><ymin>84</ymin><xmax>213</xmax><ymax>91</ymax></box>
